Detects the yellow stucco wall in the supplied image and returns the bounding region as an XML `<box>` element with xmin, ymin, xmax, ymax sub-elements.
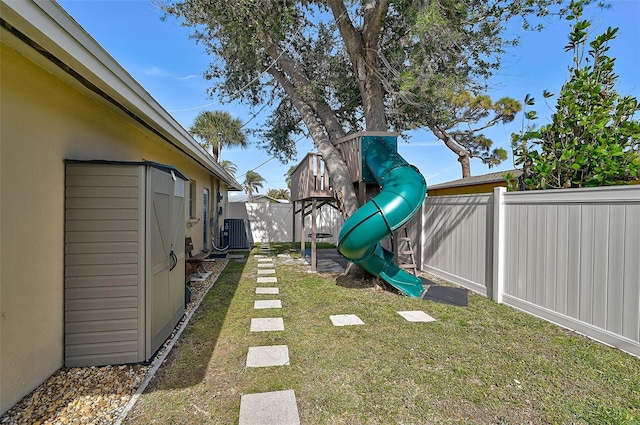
<box><xmin>427</xmin><ymin>181</ymin><xmax>506</xmax><ymax>196</ymax></box>
<box><xmin>427</xmin><ymin>179</ymin><xmax>640</xmax><ymax>196</ymax></box>
<box><xmin>0</xmin><ymin>44</ymin><xmax>226</xmax><ymax>413</ymax></box>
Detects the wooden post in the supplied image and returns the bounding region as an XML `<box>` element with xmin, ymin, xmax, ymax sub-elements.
<box><xmin>291</xmin><ymin>200</ymin><xmax>296</xmax><ymax>250</ymax></box>
<box><xmin>311</xmin><ymin>198</ymin><xmax>317</xmax><ymax>272</ymax></box>
<box><xmin>300</xmin><ymin>200</ymin><xmax>305</xmax><ymax>258</ymax></box>
<box><xmin>358</xmin><ymin>181</ymin><xmax>366</xmax><ymax>206</ymax></box>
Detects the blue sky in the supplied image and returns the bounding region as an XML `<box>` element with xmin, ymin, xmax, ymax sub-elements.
<box><xmin>58</xmin><ymin>0</ymin><xmax>639</xmax><ymax>194</ymax></box>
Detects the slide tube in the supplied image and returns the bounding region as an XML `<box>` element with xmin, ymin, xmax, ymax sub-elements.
<box><xmin>337</xmin><ymin>137</ymin><xmax>427</xmax><ymax>298</ymax></box>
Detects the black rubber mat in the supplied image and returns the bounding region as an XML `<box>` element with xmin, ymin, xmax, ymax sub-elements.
<box><xmin>422</xmin><ymin>285</ymin><xmax>469</xmax><ymax>307</ymax></box>
<box><xmin>206</xmin><ymin>253</ymin><xmax>227</xmax><ymax>259</ymax></box>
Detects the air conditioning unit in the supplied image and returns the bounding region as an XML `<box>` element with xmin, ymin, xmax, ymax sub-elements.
<box><xmin>223</xmin><ymin>218</ymin><xmax>254</xmax><ymax>249</ymax></box>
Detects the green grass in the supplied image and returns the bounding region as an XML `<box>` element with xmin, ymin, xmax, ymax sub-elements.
<box><xmin>255</xmin><ymin>241</ymin><xmax>336</xmax><ymax>251</ymax></box>
<box><xmin>125</xmin><ymin>243</ymin><xmax>640</xmax><ymax>424</ymax></box>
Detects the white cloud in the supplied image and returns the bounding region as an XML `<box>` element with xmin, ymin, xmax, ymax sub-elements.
<box><xmin>144</xmin><ymin>66</ymin><xmax>170</xmax><ymax>77</ymax></box>
<box><xmin>144</xmin><ymin>67</ymin><xmax>199</xmax><ymax>81</ymax></box>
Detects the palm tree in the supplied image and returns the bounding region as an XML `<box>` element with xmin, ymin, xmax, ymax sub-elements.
<box><xmin>243</xmin><ymin>171</ymin><xmax>265</xmax><ymax>202</ymax></box>
<box><xmin>267</xmin><ymin>188</ymin><xmax>290</xmax><ymax>202</ymax></box>
<box><xmin>220</xmin><ymin>160</ymin><xmax>237</xmax><ymax>176</ymax></box>
<box><xmin>285</xmin><ymin>165</ymin><xmax>297</xmax><ymax>189</ymax></box>
<box><xmin>189</xmin><ymin>110</ymin><xmax>247</xmax><ymax>160</ymax></box>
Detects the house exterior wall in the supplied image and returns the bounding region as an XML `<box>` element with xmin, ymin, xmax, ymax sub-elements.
<box><xmin>426</xmin><ymin>181</ymin><xmax>506</xmax><ymax>196</ymax></box>
<box><xmin>0</xmin><ymin>43</ymin><xmax>226</xmax><ymax>413</ymax></box>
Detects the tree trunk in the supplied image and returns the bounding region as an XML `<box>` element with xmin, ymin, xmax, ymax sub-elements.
<box><xmin>267</xmin><ymin>67</ymin><xmax>360</xmax><ymax>218</ymax></box>
<box><xmin>430</xmin><ymin>124</ymin><xmax>473</xmax><ymax>178</ymax></box>
<box><xmin>458</xmin><ymin>155</ymin><xmax>471</xmax><ymax>178</ymax></box>
<box><xmin>329</xmin><ymin>0</ymin><xmax>389</xmax><ymax>131</ymax></box>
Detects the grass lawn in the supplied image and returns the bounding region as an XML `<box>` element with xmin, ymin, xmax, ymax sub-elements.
<box><xmin>124</xmin><ymin>244</ymin><xmax>640</xmax><ymax>424</ymax></box>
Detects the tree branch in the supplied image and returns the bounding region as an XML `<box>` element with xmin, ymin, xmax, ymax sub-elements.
<box><xmin>267</xmin><ymin>67</ymin><xmax>358</xmax><ymax>216</ymax></box>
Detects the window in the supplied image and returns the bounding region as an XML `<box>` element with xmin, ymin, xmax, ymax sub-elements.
<box><xmin>189</xmin><ymin>180</ymin><xmax>196</xmax><ymax>218</ymax></box>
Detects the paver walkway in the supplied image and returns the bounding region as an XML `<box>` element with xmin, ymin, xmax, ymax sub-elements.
<box><xmin>239</xmin><ymin>244</ymin><xmax>439</xmax><ymax>424</ymax></box>
<box><xmin>240</xmin><ymin>243</ymin><xmax>301</xmax><ymax>425</ymax></box>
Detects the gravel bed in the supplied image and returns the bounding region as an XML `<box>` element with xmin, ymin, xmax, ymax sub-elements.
<box><xmin>1</xmin><ymin>259</ymin><xmax>230</xmax><ymax>425</ymax></box>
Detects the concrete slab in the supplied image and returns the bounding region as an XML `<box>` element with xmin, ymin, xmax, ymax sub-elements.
<box><xmin>227</xmin><ymin>254</ymin><xmax>245</xmax><ymax>259</ymax></box>
<box><xmin>239</xmin><ymin>390</ymin><xmax>300</xmax><ymax>425</ymax></box>
<box><xmin>257</xmin><ymin>277</ymin><xmax>278</xmax><ymax>284</ymax></box>
<box><xmin>246</xmin><ymin>345</ymin><xmax>290</xmax><ymax>368</ymax></box>
<box><xmin>397</xmin><ymin>311</ymin><xmax>436</xmax><ymax>322</ymax></box>
<box><xmin>254</xmin><ymin>255</ymin><xmax>268</xmax><ymax>258</ymax></box>
<box><xmin>258</xmin><ymin>269</ymin><xmax>276</xmax><ymax>275</ymax></box>
<box><xmin>254</xmin><ymin>300</ymin><xmax>282</xmax><ymax>309</ymax></box>
<box><xmin>256</xmin><ymin>287</ymin><xmax>279</xmax><ymax>295</ymax></box>
<box><xmin>257</xmin><ymin>258</ymin><xmax>273</xmax><ymax>262</ymax></box>
<box><xmin>277</xmin><ymin>253</ymin><xmax>291</xmax><ymax>258</ymax></box>
<box><xmin>250</xmin><ymin>317</ymin><xmax>284</xmax><ymax>332</ymax></box>
<box><xmin>330</xmin><ymin>314</ymin><xmax>364</xmax><ymax>326</ymax></box>
<box><xmin>258</xmin><ymin>263</ymin><xmax>274</xmax><ymax>268</ymax></box>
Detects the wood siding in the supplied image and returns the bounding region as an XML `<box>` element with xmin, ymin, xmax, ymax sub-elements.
<box><xmin>65</xmin><ymin>163</ymin><xmax>145</xmax><ymax>366</ymax></box>
<box><xmin>290</xmin><ymin>153</ymin><xmax>335</xmax><ymax>201</ymax></box>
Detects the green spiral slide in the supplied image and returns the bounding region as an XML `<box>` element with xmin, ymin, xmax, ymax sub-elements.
<box><xmin>337</xmin><ymin>136</ymin><xmax>427</xmax><ymax>298</ymax></box>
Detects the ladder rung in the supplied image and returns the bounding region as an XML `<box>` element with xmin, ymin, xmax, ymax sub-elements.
<box><xmin>399</xmin><ymin>263</ymin><xmax>417</xmax><ymax>269</ymax></box>
<box><xmin>399</xmin><ymin>237</ymin><xmax>412</xmax><ymax>242</ymax></box>
<box><xmin>398</xmin><ymin>250</ymin><xmax>414</xmax><ymax>255</ymax></box>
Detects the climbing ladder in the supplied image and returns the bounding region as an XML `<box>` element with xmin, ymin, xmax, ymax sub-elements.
<box><xmin>396</xmin><ymin>227</ymin><xmax>418</xmax><ymax>276</ymax></box>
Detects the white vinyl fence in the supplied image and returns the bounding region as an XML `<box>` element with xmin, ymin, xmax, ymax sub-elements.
<box><xmin>422</xmin><ymin>185</ymin><xmax>640</xmax><ymax>357</ymax></box>
<box><xmin>228</xmin><ymin>202</ymin><xmax>344</xmax><ymax>245</ymax></box>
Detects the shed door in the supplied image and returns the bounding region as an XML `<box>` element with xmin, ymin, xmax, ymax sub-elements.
<box><xmin>147</xmin><ymin>167</ymin><xmax>186</xmax><ymax>358</ymax></box>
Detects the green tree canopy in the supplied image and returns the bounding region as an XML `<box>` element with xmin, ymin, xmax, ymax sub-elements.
<box><xmin>243</xmin><ymin>170</ymin><xmax>265</xmax><ymax>201</ymax></box>
<box><xmin>427</xmin><ymin>93</ymin><xmax>522</xmax><ymax>177</ymax></box>
<box><xmin>220</xmin><ymin>160</ymin><xmax>238</xmax><ymax>176</ymax></box>
<box><xmin>512</xmin><ymin>0</ymin><xmax>640</xmax><ymax>189</ymax></box>
<box><xmin>267</xmin><ymin>188</ymin><xmax>290</xmax><ymax>201</ymax></box>
<box><xmin>189</xmin><ymin>110</ymin><xmax>247</xmax><ymax>161</ymax></box>
<box><xmin>164</xmin><ymin>0</ymin><xmax>582</xmax><ymax>216</ymax></box>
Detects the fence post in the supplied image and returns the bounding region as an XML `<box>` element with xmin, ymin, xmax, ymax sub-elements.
<box><xmin>492</xmin><ymin>187</ymin><xmax>506</xmax><ymax>303</ymax></box>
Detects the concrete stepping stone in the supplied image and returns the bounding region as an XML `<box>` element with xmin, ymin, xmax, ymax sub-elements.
<box><xmin>397</xmin><ymin>311</ymin><xmax>436</xmax><ymax>322</ymax></box>
<box><xmin>250</xmin><ymin>317</ymin><xmax>284</xmax><ymax>332</ymax></box>
<box><xmin>254</xmin><ymin>255</ymin><xmax>268</xmax><ymax>258</ymax></box>
<box><xmin>239</xmin><ymin>390</ymin><xmax>300</xmax><ymax>425</ymax></box>
<box><xmin>254</xmin><ymin>299</ymin><xmax>282</xmax><ymax>309</ymax></box>
<box><xmin>277</xmin><ymin>253</ymin><xmax>291</xmax><ymax>258</ymax></box>
<box><xmin>330</xmin><ymin>314</ymin><xmax>364</xmax><ymax>326</ymax></box>
<box><xmin>258</xmin><ymin>263</ymin><xmax>274</xmax><ymax>268</ymax></box>
<box><xmin>188</xmin><ymin>271</ymin><xmax>213</xmax><ymax>282</ymax></box>
<box><xmin>257</xmin><ymin>258</ymin><xmax>273</xmax><ymax>262</ymax></box>
<box><xmin>257</xmin><ymin>277</ymin><xmax>278</xmax><ymax>284</ymax></box>
<box><xmin>256</xmin><ymin>287</ymin><xmax>279</xmax><ymax>295</ymax></box>
<box><xmin>258</xmin><ymin>269</ymin><xmax>276</xmax><ymax>275</ymax></box>
<box><xmin>246</xmin><ymin>345</ymin><xmax>290</xmax><ymax>368</ymax></box>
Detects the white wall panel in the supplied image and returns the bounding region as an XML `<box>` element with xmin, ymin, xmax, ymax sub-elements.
<box><xmin>421</xmin><ymin>185</ymin><xmax>640</xmax><ymax>357</ymax></box>
<box><xmin>228</xmin><ymin>202</ymin><xmax>344</xmax><ymax>244</ymax></box>
<box><xmin>422</xmin><ymin>194</ymin><xmax>493</xmax><ymax>295</ymax></box>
